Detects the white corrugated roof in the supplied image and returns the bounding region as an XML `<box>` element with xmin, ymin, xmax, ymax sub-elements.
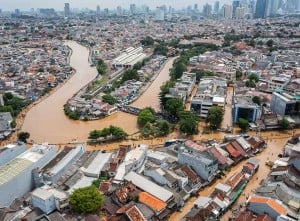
<box><xmin>124</xmin><ymin>171</ymin><xmax>173</xmax><ymax>202</ymax></box>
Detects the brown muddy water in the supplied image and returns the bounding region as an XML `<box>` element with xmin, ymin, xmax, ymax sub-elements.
<box><xmin>21</xmin><ymin>41</ymin><xmax>175</xmax><ymax>144</ymax></box>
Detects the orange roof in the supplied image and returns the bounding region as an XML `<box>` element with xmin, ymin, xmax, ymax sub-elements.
<box><xmin>249</xmin><ymin>196</ymin><xmax>287</xmax><ymax>215</ymax></box>
<box><xmin>138</xmin><ymin>192</ymin><xmax>167</xmax><ymax>212</ymax></box>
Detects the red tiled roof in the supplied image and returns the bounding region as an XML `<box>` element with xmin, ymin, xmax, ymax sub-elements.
<box><xmin>234</xmin><ymin>211</ymin><xmax>253</xmax><ymax>221</ymax></box>
<box><xmin>138</xmin><ymin>192</ymin><xmax>167</xmax><ymax>213</ymax></box>
<box><xmin>225</xmin><ymin>143</ymin><xmax>241</xmax><ymax>158</ymax></box>
<box><xmin>248</xmin><ymin>196</ymin><xmax>287</xmax><ymax>215</ymax></box>
<box><xmin>225</xmin><ymin>172</ymin><xmax>244</xmax><ymax>188</ymax></box>
<box><xmin>184</xmin><ymin>140</ymin><xmax>206</xmax><ymax>152</ymax></box>
<box><xmin>209</xmin><ymin>147</ymin><xmax>227</xmax><ymax>165</ymax></box>
<box><xmin>231</xmin><ymin>141</ymin><xmax>247</xmax><ymax>156</ymax></box>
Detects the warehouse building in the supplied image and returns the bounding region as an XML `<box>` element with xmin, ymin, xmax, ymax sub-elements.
<box><xmin>0</xmin><ymin>144</ymin><xmax>57</xmax><ymax>207</ymax></box>
<box><xmin>0</xmin><ymin>142</ymin><xmax>26</xmax><ymax>166</ymax></box>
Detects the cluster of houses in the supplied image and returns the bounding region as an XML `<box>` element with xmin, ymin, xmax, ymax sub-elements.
<box><xmin>0</xmin><ymin>134</ymin><xmax>267</xmax><ymax>221</ymax></box>
<box><xmin>0</xmin><ymin>40</ymin><xmax>73</xmax><ymax>101</ymax></box>
<box><xmin>232</xmin><ymin>134</ymin><xmax>300</xmax><ymax>221</ymax></box>
<box><xmin>0</xmin><ymin>112</ymin><xmax>14</xmax><ymax>140</ymax></box>
<box><xmin>183</xmin><ymin>157</ymin><xmax>260</xmax><ymax>220</ymax></box>
<box><xmin>66</xmin><ymin>95</ymin><xmax>118</xmax><ymax>120</ymax></box>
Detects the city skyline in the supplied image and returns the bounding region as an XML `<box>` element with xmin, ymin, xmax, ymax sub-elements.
<box><xmin>1</xmin><ymin>0</ymin><xmax>232</xmax><ymax>11</ymax></box>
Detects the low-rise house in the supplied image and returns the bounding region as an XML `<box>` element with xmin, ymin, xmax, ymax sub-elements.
<box><xmin>124</xmin><ymin>171</ymin><xmax>174</xmax><ymax>203</ymax></box>
<box><xmin>138</xmin><ymin>192</ymin><xmax>167</xmax><ymax>215</ymax></box>
<box><xmin>246</xmin><ymin>195</ymin><xmax>291</xmax><ymax>220</ymax></box>
<box><xmin>31</xmin><ymin>185</ymin><xmax>68</xmax><ymax>214</ymax></box>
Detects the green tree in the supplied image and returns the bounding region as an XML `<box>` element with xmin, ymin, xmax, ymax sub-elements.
<box><xmin>165</xmin><ymin>98</ymin><xmax>184</xmax><ymax>117</ymax></box>
<box><xmin>252</xmin><ymin>96</ymin><xmax>261</xmax><ymax>106</ymax></box>
<box><xmin>102</xmin><ymin>94</ymin><xmax>116</xmax><ymax>105</ymax></box>
<box><xmin>266</xmin><ymin>39</ymin><xmax>274</xmax><ymax>47</ymax></box>
<box><xmin>207</xmin><ymin>106</ymin><xmax>224</xmax><ymax>129</ymax></box>
<box><xmin>138</xmin><ymin>108</ymin><xmax>155</xmax><ymax>126</ymax></box>
<box><xmin>171</xmin><ymin>61</ymin><xmax>187</xmax><ymax>79</ymax></box>
<box><xmin>279</xmin><ymin>118</ymin><xmax>290</xmax><ymax>130</ymax></box>
<box><xmin>246</xmin><ymin>80</ymin><xmax>256</xmax><ymax>88</ymax></box>
<box><xmin>10</xmin><ymin>120</ymin><xmax>16</xmax><ymax>128</ymax></box>
<box><xmin>238</xmin><ymin>118</ymin><xmax>249</xmax><ymax>132</ymax></box>
<box><xmin>89</xmin><ymin>130</ymin><xmax>102</xmax><ymax>139</ymax></box>
<box><xmin>17</xmin><ymin>131</ymin><xmax>30</xmax><ymax>143</ymax></box>
<box><xmin>140</xmin><ymin>36</ymin><xmax>154</xmax><ymax>46</ymax></box>
<box><xmin>159</xmin><ymin>80</ymin><xmax>175</xmax><ymax>107</ymax></box>
<box><xmin>248</xmin><ymin>74</ymin><xmax>259</xmax><ymax>83</ymax></box>
<box><xmin>121</xmin><ymin>69</ymin><xmax>140</xmax><ymax>83</ymax></box>
<box><xmin>179</xmin><ymin>111</ymin><xmax>199</xmax><ymax>135</ymax></box>
<box><xmin>69</xmin><ymin>185</ymin><xmax>104</xmax><ymax>214</ymax></box>
<box><xmin>236</xmin><ymin>70</ymin><xmax>243</xmax><ymax>80</ymax></box>
<box><xmin>154</xmin><ymin>43</ymin><xmax>168</xmax><ymax>56</ymax></box>
<box><xmin>156</xmin><ymin>120</ymin><xmax>171</xmax><ymax>136</ymax></box>
<box><xmin>96</xmin><ymin>59</ymin><xmax>107</xmax><ymax>75</ymax></box>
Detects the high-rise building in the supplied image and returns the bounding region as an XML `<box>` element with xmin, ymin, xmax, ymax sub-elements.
<box><xmin>236</xmin><ymin>7</ymin><xmax>246</xmax><ymax>18</ymax></box>
<box><xmin>96</xmin><ymin>5</ymin><xmax>100</xmax><ymax>16</ymax></box>
<box><xmin>104</xmin><ymin>8</ymin><xmax>109</xmax><ymax>17</ymax></box>
<box><xmin>64</xmin><ymin>3</ymin><xmax>70</xmax><ymax>16</ymax></box>
<box><xmin>266</xmin><ymin>0</ymin><xmax>279</xmax><ymax>16</ymax></box>
<box><xmin>232</xmin><ymin>0</ymin><xmax>240</xmax><ymax>17</ymax></box>
<box><xmin>214</xmin><ymin>1</ymin><xmax>220</xmax><ymax>14</ymax></box>
<box><xmin>286</xmin><ymin>0</ymin><xmax>300</xmax><ymax>12</ymax></box>
<box><xmin>222</xmin><ymin>4</ymin><xmax>233</xmax><ymax>19</ymax></box>
<box><xmin>255</xmin><ymin>0</ymin><xmax>267</xmax><ymax>18</ymax></box>
<box><xmin>194</xmin><ymin>4</ymin><xmax>198</xmax><ymax>11</ymax></box>
<box><xmin>155</xmin><ymin>7</ymin><xmax>165</xmax><ymax>21</ymax></box>
<box><xmin>203</xmin><ymin>3</ymin><xmax>212</xmax><ymax>17</ymax></box>
<box><xmin>130</xmin><ymin>4</ymin><xmax>136</xmax><ymax>15</ymax></box>
<box><xmin>117</xmin><ymin>6</ymin><xmax>122</xmax><ymax>16</ymax></box>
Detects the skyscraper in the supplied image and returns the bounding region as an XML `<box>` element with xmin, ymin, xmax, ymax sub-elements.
<box><xmin>203</xmin><ymin>3</ymin><xmax>212</xmax><ymax>17</ymax></box>
<box><xmin>222</xmin><ymin>4</ymin><xmax>233</xmax><ymax>19</ymax></box>
<box><xmin>96</xmin><ymin>5</ymin><xmax>100</xmax><ymax>16</ymax></box>
<box><xmin>232</xmin><ymin>0</ymin><xmax>240</xmax><ymax>18</ymax></box>
<box><xmin>214</xmin><ymin>1</ymin><xmax>220</xmax><ymax>14</ymax></box>
<box><xmin>266</xmin><ymin>0</ymin><xmax>279</xmax><ymax>16</ymax></box>
<box><xmin>155</xmin><ymin>7</ymin><xmax>165</xmax><ymax>21</ymax></box>
<box><xmin>255</xmin><ymin>0</ymin><xmax>267</xmax><ymax>18</ymax></box>
<box><xmin>130</xmin><ymin>4</ymin><xmax>136</xmax><ymax>15</ymax></box>
<box><xmin>64</xmin><ymin>3</ymin><xmax>70</xmax><ymax>16</ymax></box>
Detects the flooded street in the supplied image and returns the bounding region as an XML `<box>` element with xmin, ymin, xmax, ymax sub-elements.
<box><xmin>131</xmin><ymin>57</ymin><xmax>176</xmax><ymax>111</ymax></box>
<box><xmin>222</xmin><ymin>86</ymin><xmax>233</xmax><ymax>129</ymax></box>
<box><xmin>169</xmin><ymin>130</ymin><xmax>291</xmax><ymax>221</ymax></box>
<box><xmin>22</xmin><ymin>41</ymin><xmax>138</xmax><ymax>144</ymax></box>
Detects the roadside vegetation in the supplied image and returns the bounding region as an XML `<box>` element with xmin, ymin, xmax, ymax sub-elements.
<box><xmin>88</xmin><ymin>125</ymin><xmax>127</xmax><ymax>141</ymax></box>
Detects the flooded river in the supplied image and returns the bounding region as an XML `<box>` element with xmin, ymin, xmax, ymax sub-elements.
<box><xmin>131</xmin><ymin>57</ymin><xmax>176</xmax><ymax>111</ymax></box>
<box><xmin>22</xmin><ymin>41</ymin><xmax>138</xmax><ymax>143</ymax></box>
<box><xmin>21</xmin><ymin>41</ymin><xmax>176</xmax><ymax>144</ymax></box>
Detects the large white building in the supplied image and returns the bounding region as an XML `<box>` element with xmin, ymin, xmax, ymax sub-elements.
<box><xmin>190</xmin><ymin>77</ymin><xmax>227</xmax><ymax>118</ymax></box>
<box><xmin>31</xmin><ymin>185</ymin><xmax>68</xmax><ymax>214</ymax></box>
<box><xmin>112</xmin><ymin>47</ymin><xmax>147</xmax><ymax>68</ymax></box>
<box><xmin>114</xmin><ymin>144</ymin><xmax>147</xmax><ymax>183</ymax></box>
<box><xmin>0</xmin><ymin>142</ymin><xmax>26</xmax><ymax>166</ymax></box>
<box><xmin>0</xmin><ymin>144</ymin><xmax>57</xmax><ymax>207</ymax></box>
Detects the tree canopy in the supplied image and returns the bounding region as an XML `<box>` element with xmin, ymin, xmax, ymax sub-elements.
<box><xmin>17</xmin><ymin>131</ymin><xmax>30</xmax><ymax>143</ymax></box>
<box><xmin>279</xmin><ymin>118</ymin><xmax>290</xmax><ymax>130</ymax></box>
<box><xmin>179</xmin><ymin>111</ymin><xmax>199</xmax><ymax>135</ymax></box>
<box><xmin>238</xmin><ymin>118</ymin><xmax>249</xmax><ymax>132</ymax></box>
<box><xmin>165</xmin><ymin>98</ymin><xmax>184</xmax><ymax>117</ymax></box>
<box><xmin>207</xmin><ymin>106</ymin><xmax>224</xmax><ymax>129</ymax></box>
<box><xmin>137</xmin><ymin>108</ymin><xmax>155</xmax><ymax>126</ymax></box>
<box><xmin>102</xmin><ymin>94</ymin><xmax>116</xmax><ymax>105</ymax></box>
<box><xmin>69</xmin><ymin>185</ymin><xmax>104</xmax><ymax>214</ymax></box>
<box><xmin>96</xmin><ymin>59</ymin><xmax>107</xmax><ymax>75</ymax></box>
<box><xmin>140</xmin><ymin>36</ymin><xmax>154</xmax><ymax>46</ymax></box>
<box><xmin>89</xmin><ymin>125</ymin><xmax>127</xmax><ymax>140</ymax></box>
<box><xmin>121</xmin><ymin>69</ymin><xmax>140</xmax><ymax>83</ymax></box>
<box><xmin>248</xmin><ymin>74</ymin><xmax>259</xmax><ymax>83</ymax></box>
<box><xmin>252</xmin><ymin>96</ymin><xmax>261</xmax><ymax>106</ymax></box>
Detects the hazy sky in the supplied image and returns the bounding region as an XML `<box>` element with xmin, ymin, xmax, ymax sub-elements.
<box><xmin>1</xmin><ymin>0</ymin><xmax>232</xmax><ymax>11</ymax></box>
